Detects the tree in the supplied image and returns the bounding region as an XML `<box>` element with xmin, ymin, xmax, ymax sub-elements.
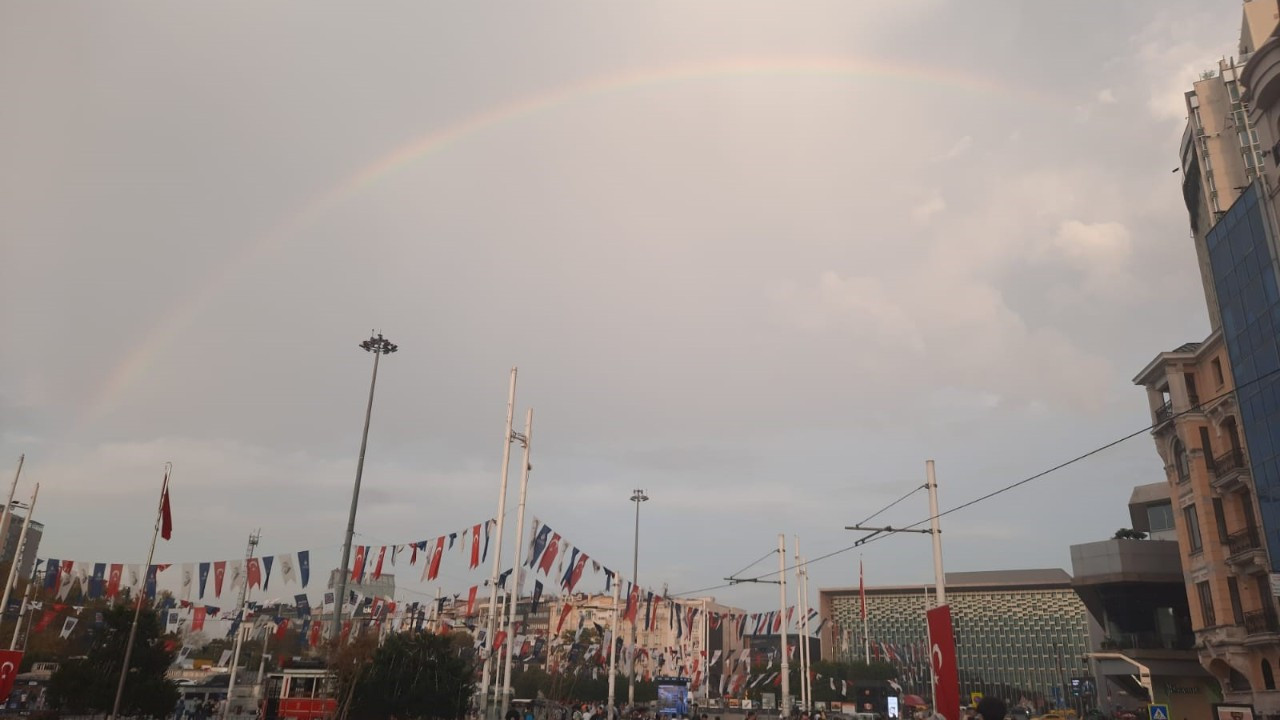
<box><xmin>47</xmin><ymin>603</ymin><xmax>178</xmax><ymax>717</ymax></box>
<box><xmin>347</xmin><ymin>632</ymin><xmax>474</xmax><ymax>720</ymax></box>
<box><xmin>1113</xmin><ymin>528</ymin><xmax>1148</xmax><ymax>540</ymax></box>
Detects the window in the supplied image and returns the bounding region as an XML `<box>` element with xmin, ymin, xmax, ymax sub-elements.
<box><xmin>1229</xmin><ymin>576</ymin><xmax>1245</xmax><ymax>625</ymax></box>
<box><xmin>1174</xmin><ymin>439</ymin><xmax>1192</xmax><ymax>483</ymax></box>
<box><xmin>1186</xmin><ymin>373</ymin><xmax>1200</xmax><ymax>405</ymax></box>
<box><xmin>1198</xmin><ymin>581</ymin><xmax>1217</xmax><ymax>627</ymax></box>
<box><xmin>1213</xmin><ymin>358</ymin><xmax>1225</xmax><ymax>387</ymax></box>
<box><xmin>1265</xmin><ymin>660</ymin><xmax>1276</xmax><ymax>691</ymax></box>
<box><xmin>1185</xmin><ymin>504</ymin><xmax>1204</xmax><ymax>552</ymax></box>
<box><xmin>1147</xmin><ymin>503</ymin><xmax>1176</xmax><ymax>533</ymax></box>
<box><xmin>1214</xmin><ymin>497</ymin><xmax>1230</xmax><ymax>543</ymax></box>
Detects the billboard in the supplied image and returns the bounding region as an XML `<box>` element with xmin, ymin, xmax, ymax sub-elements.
<box><xmin>656</xmin><ymin>677</ymin><xmax>690</xmax><ymax>717</ymax></box>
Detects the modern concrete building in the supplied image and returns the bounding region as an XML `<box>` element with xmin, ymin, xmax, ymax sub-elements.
<box><xmin>1179</xmin><ymin>0</ymin><xmax>1277</xmax><ymax>328</ymax></box>
<box><xmin>1</xmin><ymin>513</ymin><xmax>43</xmax><ymax>587</ymax></box>
<box><xmin>1070</xmin><ymin>484</ymin><xmax>1211</xmax><ymax>719</ymax></box>
<box><xmin>819</xmin><ymin>570</ymin><xmax>1093</xmax><ymax>711</ymax></box>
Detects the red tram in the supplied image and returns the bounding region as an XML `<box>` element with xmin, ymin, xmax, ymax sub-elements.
<box><xmin>263</xmin><ymin>669</ymin><xmax>337</xmax><ymax>720</ymax></box>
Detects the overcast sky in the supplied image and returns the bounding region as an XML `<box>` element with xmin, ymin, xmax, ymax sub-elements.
<box><xmin>0</xmin><ymin>1</ymin><xmax>1245</xmax><ymax>613</ymax></box>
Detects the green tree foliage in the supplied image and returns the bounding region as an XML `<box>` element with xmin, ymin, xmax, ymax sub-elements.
<box><xmin>348</xmin><ymin>632</ymin><xmax>475</xmax><ymax>720</ymax></box>
<box><xmin>47</xmin><ymin>603</ymin><xmax>178</xmax><ymax>717</ymax></box>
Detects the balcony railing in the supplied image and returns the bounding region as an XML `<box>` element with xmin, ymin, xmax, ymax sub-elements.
<box><xmin>1244</xmin><ymin>609</ymin><xmax>1279</xmax><ymax>635</ymax></box>
<box><xmin>1214</xmin><ymin>448</ymin><xmax>1249</xmax><ymax>477</ymax></box>
<box><xmin>1227</xmin><ymin>527</ymin><xmax>1263</xmax><ymax>556</ymax></box>
<box><xmin>1155</xmin><ymin>400</ymin><xmax>1175</xmax><ymax>424</ymax></box>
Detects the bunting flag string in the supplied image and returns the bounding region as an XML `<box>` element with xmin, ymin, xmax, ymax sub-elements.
<box><xmin>36</xmin><ymin>519</ymin><xmax>491</xmax><ymax>602</ymax></box>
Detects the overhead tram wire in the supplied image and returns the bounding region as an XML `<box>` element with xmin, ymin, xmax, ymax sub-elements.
<box><xmin>669</xmin><ymin>481</ymin><xmax>932</xmax><ymax>597</ymax></box>
<box><xmin>688</xmin><ymin>362</ymin><xmax>1280</xmax><ymax>588</ymax></box>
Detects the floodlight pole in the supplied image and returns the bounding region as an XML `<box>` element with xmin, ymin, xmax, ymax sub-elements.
<box><xmin>333</xmin><ymin>331</ymin><xmax>397</xmax><ymax>643</ymax></box>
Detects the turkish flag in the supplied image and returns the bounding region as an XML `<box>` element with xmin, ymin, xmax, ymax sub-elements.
<box><xmin>0</xmin><ymin>650</ymin><xmax>21</xmax><ymax>702</ymax></box>
<box><xmin>160</xmin><ymin>482</ymin><xmax>173</xmax><ymax>540</ymax></box>
<box><xmin>107</xmin><ymin>564</ymin><xmax>122</xmax><ymax>598</ymax></box>
<box><xmin>192</xmin><ymin>607</ymin><xmax>206</xmax><ymax>632</ymax></box>
<box><xmin>926</xmin><ymin>604</ymin><xmax>961</xmax><ymax>720</ymax></box>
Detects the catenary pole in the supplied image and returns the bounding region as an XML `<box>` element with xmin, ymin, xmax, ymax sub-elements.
<box><xmin>500</xmin><ymin>408</ymin><xmax>534</xmax><ymax>720</ymax></box>
<box><xmin>628</xmin><ymin>489</ymin><xmax>648</xmax><ymax>709</ymax></box>
<box><xmin>480</xmin><ymin>368</ymin><xmax>518</xmax><ymax>717</ymax></box>
<box><xmin>927</xmin><ymin>460</ymin><xmax>946</xmax><ymax>605</ymax></box>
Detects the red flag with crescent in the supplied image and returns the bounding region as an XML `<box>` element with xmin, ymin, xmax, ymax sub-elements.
<box><xmin>927</xmin><ymin>605</ymin><xmax>960</xmax><ymax>720</ymax></box>
<box><xmin>0</xmin><ymin>650</ymin><xmax>20</xmax><ymax>702</ymax></box>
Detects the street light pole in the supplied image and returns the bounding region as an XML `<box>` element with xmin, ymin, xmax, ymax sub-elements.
<box><xmin>628</xmin><ymin>489</ymin><xmax>648</xmax><ymax>709</ymax></box>
<box><xmin>333</xmin><ymin>332</ymin><xmax>397</xmax><ymax>643</ymax></box>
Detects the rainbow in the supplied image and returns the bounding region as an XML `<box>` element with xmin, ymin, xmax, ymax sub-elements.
<box><xmin>83</xmin><ymin>55</ymin><xmax>1049</xmax><ymax>423</ymax></box>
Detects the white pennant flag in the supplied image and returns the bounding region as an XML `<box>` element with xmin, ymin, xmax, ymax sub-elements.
<box><xmin>217</xmin><ymin>649</ymin><xmax>233</xmax><ymax>667</ymax></box>
<box><xmin>229</xmin><ymin>561</ymin><xmax>244</xmax><ymax>591</ymax></box>
<box><xmin>180</xmin><ymin>563</ymin><xmax>194</xmax><ymax>602</ymax></box>
<box><xmin>59</xmin><ymin>616</ymin><xmax>77</xmax><ymax>639</ymax></box>
<box><xmin>126</xmin><ymin>564</ymin><xmax>142</xmax><ymax>590</ymax></box>
<box><xmin>709</xmin><ymin>649</ymin><xmax>722</xmax><ymax>668</ymax></box>
<box><xmin>279</xmin><ymin>554</ymin><xmax>298</xmax><ymax>586</ymax></box>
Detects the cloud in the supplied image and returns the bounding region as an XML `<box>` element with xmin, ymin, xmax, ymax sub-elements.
<box><xmin>937</xmin><ymin>135</ymin><xmax>973</xmax><ymax>160</ymax></box>
<box><xmin>1096</xmin><ymin>88</ymin><xmax>1118</xmax><ymax>104</ymax></box>
<box><xmin>911</xmin><ymin>192</ymin><xmax>946</xmax><ymax>224</ymax></box>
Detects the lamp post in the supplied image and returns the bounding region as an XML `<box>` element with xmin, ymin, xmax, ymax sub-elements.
<box><xmin>332</xmin><ymin>332</ymin><xmax>397</xmax><ymax>642</ymax></box>
<box><xmin>628</xmin><ymin>489</ymin><xmax>648</xmax><ymax>709</ymax></box>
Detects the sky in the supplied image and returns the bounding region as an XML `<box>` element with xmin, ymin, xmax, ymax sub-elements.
<box><xmin>0</xmin><ymin>1</ymin><xmax>1248</xmax><ymax>615</ymax></box>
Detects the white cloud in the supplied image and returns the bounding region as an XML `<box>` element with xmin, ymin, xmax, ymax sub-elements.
<box><xmin>1097</xmin><ymin>88</ymin><xmax>1118</xmax><ymax>104</ymax></box>
<box><xmin>937</xmin><ymin>135</ymin><xmax>973</xmax><ymax>160</ymax></box>
<box><xmin>911</xmin><ymin>192</ymin><xmax>946</xmax><ymax>224</ymax></box>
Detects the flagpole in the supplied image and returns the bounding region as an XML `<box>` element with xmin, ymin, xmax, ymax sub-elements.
<box><xmin>111</xmin><ymin>465</ymin><xmax>168</xmax><ymax>720</ymax></box>
<box><xmin>793</xmin><ymin>537</ymin><xmax>807</xmax><ymax>712</ymax></box>
<box><xmin>221</xmin><ymin>531</ymin><xmax>260</xmax><ymax>720</ymax></box>
<box><xmin>777</xmin><ymin>534</ymin><xmax>790</xmax><ymax>715</ymax></box>
<box><xmin>480</xmin><ymin>368</ymin><xmax>517</xmax><ymax>718</ymax></box>
<box><xmin>500</xmin><ymin>407</ymin><xmax>533</xmax><ymax>720</ymax></box>
<box><xmin>0</xmin><ymin>484</ymin><xmax>37</xmax><ymax>644</ymax></box>
<box><xmin>607</xmin><ymin>579</ymin><xmax>620</xmax><ymax>719</ymax></box>
<box><xmin>10</xmin><ymin>558</ymin><xmax>39</xmax><ymax>650</ymax></box>
<box><xmin>0</xmin><ymin>455</ymin><xmax>23</xmax><ymax>562</ymax></box>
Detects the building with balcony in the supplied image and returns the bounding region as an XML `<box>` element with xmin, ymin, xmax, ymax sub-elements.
<box><xmin>1134</xmin><ymin>332</ymin><xmax>1278</xmax><ymax>711</ymax></box>
<box><xmin>819</xmin><ymin>570</ymin><xmax>1094</xmax><ymax>711</ymax></box>
<box><xmin>1070</xmin><ymin>484</ymin><xmax>1212</xmax><ymax>720</ymax></box>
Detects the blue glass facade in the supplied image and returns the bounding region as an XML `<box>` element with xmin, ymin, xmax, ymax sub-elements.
<box><xmin>1206</xmin><ymin>182</ymin><xmax>1280</xmax><ymax>571</ymax></box>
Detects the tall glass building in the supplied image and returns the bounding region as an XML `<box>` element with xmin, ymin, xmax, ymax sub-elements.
<box><xmin>1205</xmin><ymin>181</ymin><xmax>1280</xmax><ymax>572</ymax></box>
<box><xmin>819</xmin><ymin>570</ymin><xmax>1093</xmax><ymax>709</ymax></box>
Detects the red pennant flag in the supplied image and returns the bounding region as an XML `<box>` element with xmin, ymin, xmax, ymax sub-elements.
<box><xmin>493</xmin><ymin>630</ymin><xmax>507</xmax><ymax>652</ymax></box>
<box><xmin>351</xmin><ymin>546</ymin><xmax>367</xmax><ymax>582</ymax></box>
<box><xmin>308</xmin><ymin>620</ymin><xmax>322</xmax><ymax>647</ymax></box>
<box><xmin>466</xmin><ymin>586</ymin><xmax>478</xmax><ymax>617</ymax></box>
<box><xmin>625</xmin><ymin>588</ymin><xmax>640</xmax><ymax>623</ymax></box>
<box><xmin>538</xmin><ymin>534</ymin><xmax>561</xmax><ymax>575</ymax></box>
<box><xmin>160</xmin><ymin>479</ymin><xmax>173</xmax><ymax>541</ymax></box>
<box><xmin>470</xmin><ymin>524</ymin><xmax>482</xmax><ymax>568</ymax></box>
<box><xmin>33</xmin><ymin>610</ymin><xmax>56</xmax><ymax>633</ymax></box>
<box><xmin>556</xmin><ymin>602</ymin><xmax>574</xmax><ymax>634</ymax></box>
<box><xmin>340</xmin><ymin>620</ymin><xmax>351</xmax><ymax>645</ymax></box>
<box><xmin>275</xmin><ymin>619</ymin><xmax>289</xmax><ymax>640</ymax></box>
<box><xmin>246</xmin><ymin>559</ymin><xmax>262</xmax><ymax>589</ymax></box>
<box><xmin>192</xmin><ymin>607</ymin><xmax>206</xmax><ymax>632</ymax></box>
<box><xmin>0</xmin><ymin>650</ymin><xmax>22</xmax><ymax>702</ymax></box>
<box><xmin>567</xmin><ymin>553</ymin><xmax>589</xmax><ymax>593</ymax></box>
<box><xmin>373</xmin><ymin>547</ymin><xmax>386</xmax><ymax>580</ymax></box>
<box><xmin>106</xmin><ymin>564</ymin><xmax>122</xmax><ymax>598</ymax></box>
<box><xmin>427</xmin><ymin>537</ymin><xmax>445</xmax><ymax>581</ymax></box>
<box><xmin>213</xmin><ymin>561</ymin><xmax>226</xmax><ymax>598</ymax></box>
